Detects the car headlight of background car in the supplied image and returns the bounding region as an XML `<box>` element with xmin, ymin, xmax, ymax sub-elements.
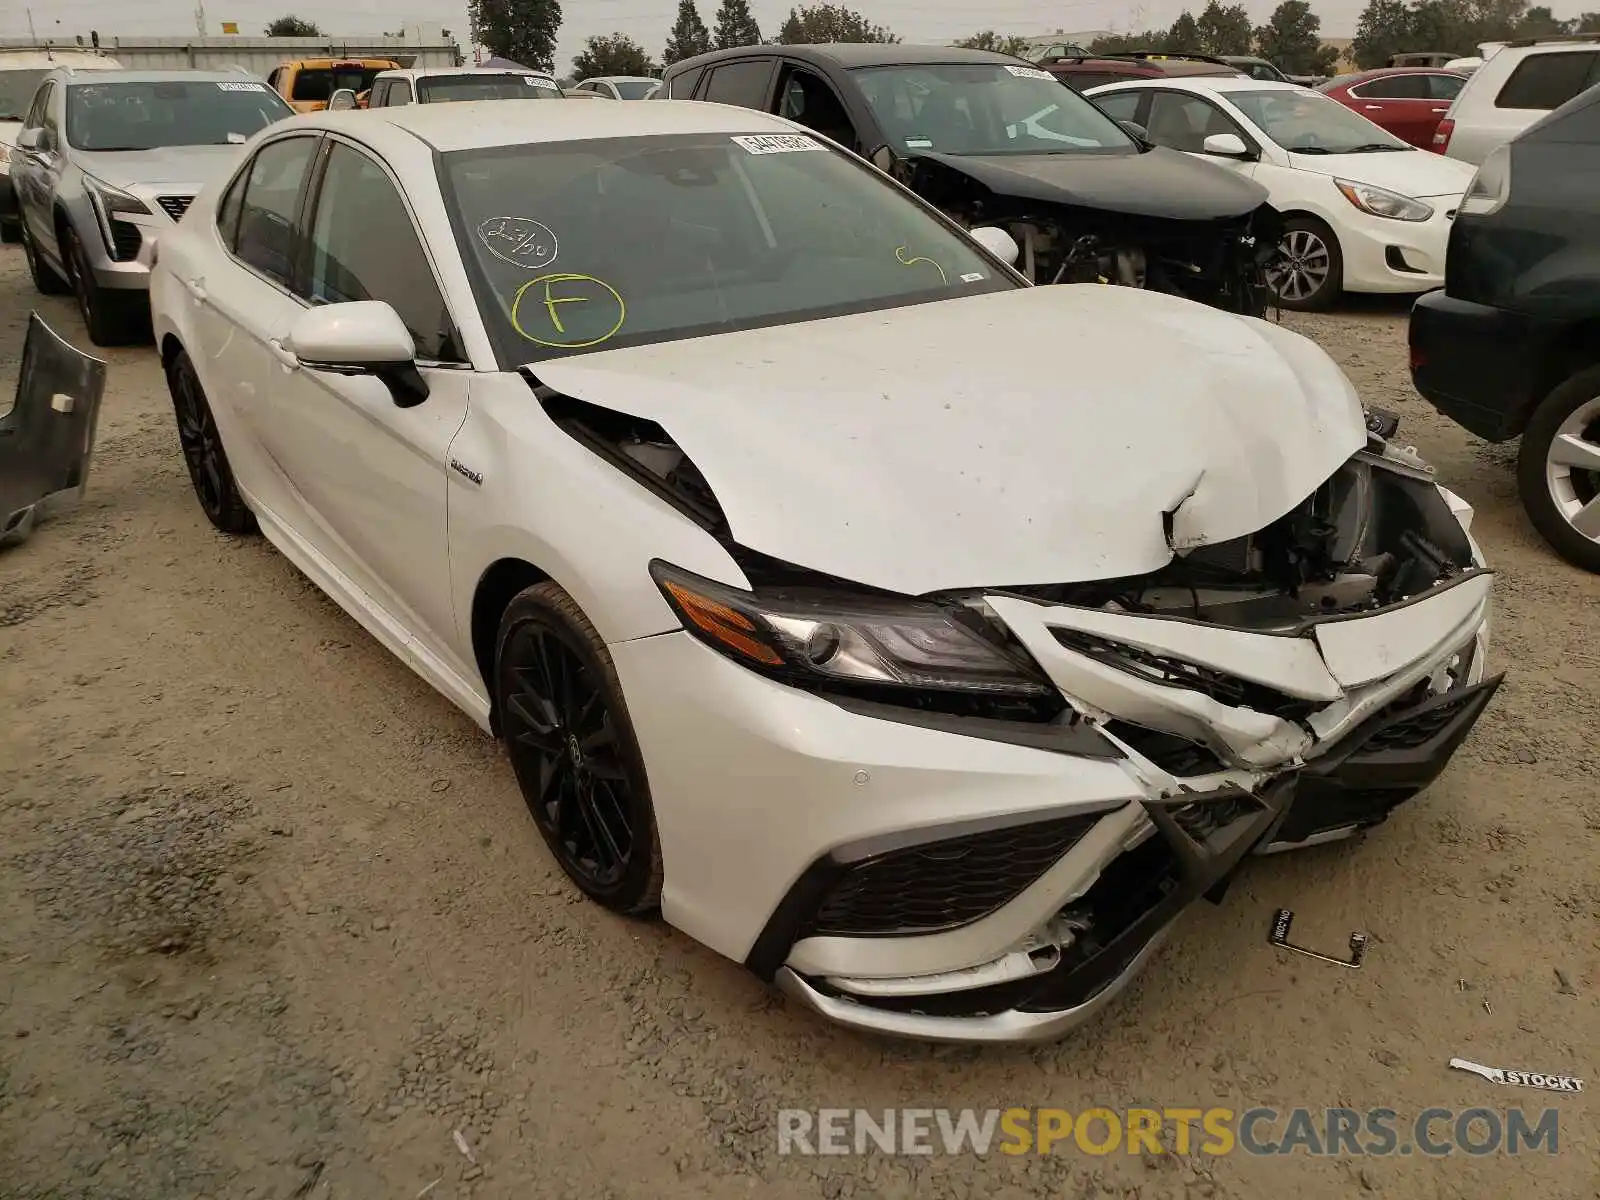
<box><xmin>82</xmin><ymin>174</ymin><xmax>152</xmax><ymax>249</ymax></box>
<box><xmin>1334</xmin><ymin>179</ymin><xmax>1433</xmax><ymax>222</ymax></box>
<box><xmin>650</xmin><ymin>561</ymin><xmax>1057</xmax><ymax>706</ymax></box>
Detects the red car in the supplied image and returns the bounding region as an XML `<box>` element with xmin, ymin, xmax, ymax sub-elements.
<box><xmin>1317</xmin><ymin>67</ymin><xmax>1468</xmax><ymax>150</ymax></box>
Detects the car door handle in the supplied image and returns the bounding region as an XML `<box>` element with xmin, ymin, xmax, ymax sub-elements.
<box><xmin>267</xmin><ymin>338</ymin><xmax>300</xmax><ymax>370</ymax></box>
<box><xmin>1364</xmin><ymin>104</ymin><xmax>1383</xmax><ymax>110</ymax></box>
<box><xmin>183</xmin><ymin>277</ymin><xmax>206</xmax><ymax>302</ymax></box>
<box><xmin>1431</xmin><ymin>107</ymin><xmax>1448</xmax><ymax>113</ymax></box>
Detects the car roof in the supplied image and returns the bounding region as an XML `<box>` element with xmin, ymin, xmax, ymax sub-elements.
<box><xmin>584</xmin><ymin>75</ymin><xmax>658</xmax><ymax>83</ymax></box>
<box><xmin>1089</xmin><ymin>75</ymin><xmax>1298</xmax><ymax>95</ymax></box>
<box><xmin>55</xmin><ymin>68</ymin><xmax>265</xmax><ymax>84</ymax></box>
<box><xmin>1344</xmin><ymin>65</ymin><xmax>1465</xmax><ymax>78</ymax></box>
<box><xmin>666</xmin><ymin>42</ymin><xmax>1017</xmax><ymax>73</ymax></box>
<box><xmin>379</xmin><ymin>67</ymin><xmax>556</xmax><ymax>80</ymax></box>
<box><xmin>296</xmin><ymin>97</ymin><xmax>800</xmax><ymax>152</ymax></box>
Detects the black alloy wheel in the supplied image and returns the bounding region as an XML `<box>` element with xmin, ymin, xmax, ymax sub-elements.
<box><xmin>496</xmin><ymin>583</ymin><xmax>663</xmax><ymax>913</ymax></box>
<box><xmin>167</xmin><ymin>351</ymin><xmax>256</xmax><ymax>534</ymax></box>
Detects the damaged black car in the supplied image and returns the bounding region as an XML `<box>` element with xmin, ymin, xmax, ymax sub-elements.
<box><xmin>658</xmin><ymin>43</ymin><xmax>1281</xmax><ymax>316</ymax></box>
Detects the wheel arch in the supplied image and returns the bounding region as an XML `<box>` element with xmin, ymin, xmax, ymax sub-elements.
<box><xmin>160</xmin><ymin>332</ymin><xmax>185</xmax><ymax>370</ymax></box>
<box><xmin>470</xmin><ymin>557</ymin><xmax>553</xmax><ymax>737</ymax></box>
<box><xmin>1524</xmin><ymin>320</ymin><xmax>1600</xmax><ymax>436</ymax></box>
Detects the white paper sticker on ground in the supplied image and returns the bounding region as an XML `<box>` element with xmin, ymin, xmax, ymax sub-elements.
<box><xmin>731</xmin><ymin>134</ymin><xmax>825</xmax><ymax>155</ymax></box>
<box><xmin>1005</xmin><ymin>65</ymin><xmax>1056</xmax><ymax>80</ymax></box>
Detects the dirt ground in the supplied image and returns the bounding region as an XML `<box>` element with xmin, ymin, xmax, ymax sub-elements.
<box><xmin>1</xmin><ymin>242</ymin><xmax>1596</xmax><ymax>1200</ymax></box>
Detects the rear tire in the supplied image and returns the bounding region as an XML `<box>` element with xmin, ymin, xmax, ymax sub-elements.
<box><xmin>1516</xmin><ymin>364</ymin><xmax>1600</xmax><ymax>574</ymax></box>
<box><xmin>65</xmin><ymin>226</ymin><xmax>143</xmax><ymax>347</ymax></box>
<box><xmin>1269</xmin><ymin>216</ymin><xmax>1343</xmax><ymax>312</ymax></box>
<box><xmin>166</xmin><ymin>349</ymin><xmax>257</xmax><ymax>535</ymax></box>
<box><xmin>495</xmin><ymin>582</ymin><xmax>664</xmax><ymax>916</ymax></box>
<box><xmin>20</xmin><ymin>218</ymin><xmax>69</xmax><ymax>295</ymax></box>
<box><xmin>0</xmin><ymin>218</ymin><xmax>20</xmax><ymax>245</ymax></box>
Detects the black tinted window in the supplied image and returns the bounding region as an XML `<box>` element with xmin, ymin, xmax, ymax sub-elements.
<box><xmin>66</xmin><ymin>79</ymin><xmax>290</xmax><ymax>150</ymax></box>
<box><xmin>235</xmin><ymin>136</ymin><xmax>317</xmax><ymax>286</ymax></box>
<box><xmin>702</xmin><ymin>60</ymin><xmax>772</xmax><ymax>107</ymax></box>
<box><xmin>1091</xmin><ymin>91</ymin><xmax>1142</xmax><ymax>123</ymax></box>
<box><xmin>1356</xmin><ymin>73</ymin><xmax>1429</xmax><ymax>98</ymax></box>
<box><xmin>667</xmin><ymin>67</ymin><xmax>704</xmax><ymax>98</ymax></box>
<box><xmin>417</xmin><ymin>74</ymin><xmax>560</xmax><ymax>102</ymax></box>
<box><xmin>1427</xmin><ymin>73</ymin><xmax>1464</xmax><ymax>99</ymax></box>
<box><xmin>307</xmin><ymin>143</ymin><xmax>460</xmax><ymax>362</ymax></box>
<box><xmin>291</xmin><ymin>68</ymin><xmax>384</xmax><ymax>102</ymax></box>
<box><xmin>1496</xmin><ymin>52</ymin><xmax>1600</xmax><ymax>110</ymax></box>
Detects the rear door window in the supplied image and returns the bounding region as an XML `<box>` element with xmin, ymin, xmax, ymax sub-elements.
<box><xmin>700</xmin><ymin>59</ymin><xmax>775</xmax><ymax>108</ymax></box>
<box><xmin>1495</xmin><ymin>51</ymin><xmax>1600</xmax><ymax>110</ymax></box>
<box><xmin>1427</xmin><ymin>73</ymin><xmax>1465</xmax><ymax>99</ymax></box>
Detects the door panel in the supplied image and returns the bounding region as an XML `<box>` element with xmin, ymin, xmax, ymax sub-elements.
<box><xmin>259</xmin><ymin>138</ymin><xmax>469</xmax><ymax>664</ymax></box>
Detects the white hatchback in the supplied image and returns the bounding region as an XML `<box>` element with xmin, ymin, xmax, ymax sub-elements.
<box><xmin>150</xmin><ymin>98</ymin><xmax>1498</xmax><ymax>1043</ymax></box>
<box><xmin>1087</xmin><ymin>77</ymin><xmax>1477</xmax><ymax>310</ymax></box>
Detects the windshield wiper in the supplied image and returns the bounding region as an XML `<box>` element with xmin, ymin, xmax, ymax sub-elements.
<box><xmin>1343</xmin><ymin>142</ymin><xmax>1408</xmax><ymax>152</ymax></box>
<box><xmin>1285</xmin><ymin>144</ymin><xmax>1332</xmax><ymax>154</ymax></box>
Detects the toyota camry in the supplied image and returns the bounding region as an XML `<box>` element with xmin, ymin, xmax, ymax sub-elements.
<box><xmin>150</xmin><ymin>99</ymin><xmax>1500</xmax><ymax>1043</ymax></box>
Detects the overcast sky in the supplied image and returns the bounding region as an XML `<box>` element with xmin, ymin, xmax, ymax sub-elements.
<box><xmin>3</xmin><ymin>0</ymin><xmax>1591</xmax><ymax>77</ymax></box>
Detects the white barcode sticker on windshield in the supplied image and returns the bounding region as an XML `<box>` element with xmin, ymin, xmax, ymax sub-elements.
<box><xmin>960</xmin><ymin>272</ymin><xmax>985</xmax><ymax>282</ymax></box>
<box><xmin>1004</xmin><ymin>65</ymin><xmax>1056</xmax><ymax>80</ymax></box>
<box><xmin>732</xmin><ymin>133</ymin><xmax>825</xmax><ymax>155</ymax></box>
<box><xmin>217</xmin><ymin>81</ymin><xmax>268</xmax><ymax>92</ymax></box>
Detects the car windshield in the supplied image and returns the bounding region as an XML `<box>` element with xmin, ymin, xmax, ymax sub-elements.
<box><xmin>291</xmin><ymin>67</ymin><xmax>385</xmax><ymax>102</ymax></box>
<box><xmin>66</xmin><ymin>80</ymin><xmax>292</xmax><ymax>151</ymax></box>
<box><xmin>418</xmin><ymin>73</ymin><xmax>562</xmax><ymax>102</ymax></box>
<box><xmin>1227</xmin><ymin>88</ymin><xmax>1411</xmax><ymax>153</ymax></box>
<box><xmin>853</xmin><ymin>63</ymin><xmax>1136</xmax><ymax>155</ymax></box>
<box><xmin>442</xmin><ymin>132</ymin><xmax>1018</xmax><ymax>367</ymax></box>
<box><xmin>0</xmin><ymin>69</ymin><xmax>49</xmax><ymax>121</ymax></box>
<box><xmin>613</xmin><ymin>80</ymin><xmax>658</xmax><ymax>99</ymax></box>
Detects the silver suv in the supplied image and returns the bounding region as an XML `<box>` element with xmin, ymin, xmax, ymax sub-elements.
<box><xmin>1435</xmin><ymin>35</ymin><xmax>1600</xmax><ymax>164</ymax></box>
<box><xmin>10</xmin><ymin>67</ymin><xmax>293</xmax><ymax>344</ymax></box>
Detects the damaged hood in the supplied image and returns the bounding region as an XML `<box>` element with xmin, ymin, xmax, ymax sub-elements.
<box><xmin>531</xmin><ymin>286</ymin><xmax>1367</xmax><ymax>595</ymax></box>
<box><xmin>912</xmin><ymin>146</ymin><xmax>1269</xmax><ymax>220</ymax></box>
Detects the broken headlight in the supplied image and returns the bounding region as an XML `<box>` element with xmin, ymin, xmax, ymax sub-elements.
<box><xmin>650</xmin><ymin>561</ymin><xmax>1053</xmax><ymax>698</ymax></box>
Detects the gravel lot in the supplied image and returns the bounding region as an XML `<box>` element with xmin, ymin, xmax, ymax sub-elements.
<box><xmin>2</xmin><ymin>244</ymin><xmax>1596</xmax><ymax>1200</ymax></box>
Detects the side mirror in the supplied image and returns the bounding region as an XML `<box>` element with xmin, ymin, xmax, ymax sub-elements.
<box><xmin>327</xmin><ymin>88</ymin><xmax>359</xmax><ymax>111</ymax></box>
<box><xmin>868</xmin><ymin>143</ymin><xmax>896</xmax><ymax>173</ymax></box>
<box><xmin>969</xmin><ymin>225</ymin><xmax>1021</xmax><ymax>267</ymax></box>
<box><xmin>1202</xmin><ymin>132</ymin><xmax>1252</xmax><ymax>159</ymax></box>
<box><xmin>284</xmin><ymin>302</ymin><xmax>429</xmax><ymax>408</ymax></box>
<box><xmin>1117</xmin><ymin>120</ymin><xmax>1148</xmax><ymax>142</ymax></box>
<box><xmin>16</xmin><ymin>127</ymin><xmax>42</xmax><ymax>151</ymax></box>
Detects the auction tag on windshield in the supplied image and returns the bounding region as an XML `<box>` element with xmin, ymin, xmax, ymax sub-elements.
<box><xmin>1004</xmin><ymin>65</ymin><xmax>1056</xmax><ymax>80</ymax></box>
<box><xmin>905</xmin><ymin>136</ymin><xmax>933</xmax><ymax>148</ymax></box>
<box><xmin>227</xmin><ymin>132</ymin><xmax>247</xmax><ymax>144</ymax></box>
<box><xmin>217</xmin><ymin>81</ymin><xmax>268</xmax><ymax>92</ymax></box>
<box><xmin>731</xmin><ymin>133</ymin><xmax>825</xmax><ymax>155</ymax></box>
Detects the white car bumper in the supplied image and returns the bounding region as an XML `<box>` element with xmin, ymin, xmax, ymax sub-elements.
<box><xmin>609</xmin><ymin>513</ymin><xmax>1495</xmax><ymax>1043</ymax></box>
<box><xmin>1338</xmin><ymin>193</ymin><xmax>1462</xmax><ymax>294</ymax></box>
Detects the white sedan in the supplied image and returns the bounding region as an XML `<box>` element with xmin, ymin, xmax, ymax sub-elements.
<box><xmin>151</xmin><ymin>99</ymin><xmax>1498</xmax><ymax>1043</ymax></box>
<box><xmin>1086</xmin><ymin>77</ymin><xmax>1478</xmax><ymax>310</ymax></box>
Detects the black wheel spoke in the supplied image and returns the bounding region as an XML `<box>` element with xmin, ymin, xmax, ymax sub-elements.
<box><xmin>573</xmin><ymin>781</ymin><xmax>625</xmax><ymax>875</ymax></box>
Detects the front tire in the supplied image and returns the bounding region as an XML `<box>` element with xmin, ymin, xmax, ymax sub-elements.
<box><xmin>20</xmin><ymin>218</ymin><xmax>69</xmax><ymax>295</ymax></box>
<box><xmin>495</xmin><ymin>582</ymin><xmax>664</xmax><ymax>915</ymax></box>
<box><xmin>166</xmin><ymin>349</ymin><xmax>257</xmax><ymax>534</ymax></box>
<box><xmin>65</xmin><ymin>226</ymin><xmax>142</xmax><ymax>347</ymax></box>
<box><xmin>1268</xmin><ymin>216</ymin><xmax>1342</xmax><ymax>312</ymax></box>
<box><xmin>1517</xmin><ymin>364</ymin><xmax>1600</xmax><ymax>573</ymax></box>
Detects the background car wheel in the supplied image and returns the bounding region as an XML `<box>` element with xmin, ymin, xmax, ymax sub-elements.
<box><xmin>1517</xmin><ymin>363</ymin><xmax>1600</xmax><ymax>573</ymax></box>
<box><xmin>65</xmin><ymin>227</ymin><xmax>141</xmax><ymax>347</ymax></box>
<box><xmin>166</xmin><ymin>350</ymin><xmax>257</xmax><ymax>534</ymax></box>
<box><xmin>20</xmin><ymin>219</ymin><xmax>69</xmax><ymax>295</ymax></box>
<box><xmin>0</xmin><ymin>218</ymin><xmax>20</xmax><ymax>245</ymax></box>
<box><xmin>495</xmin><ymin>582</ymin><xmax>664</xmax><ymax>916</ymax></box>
<box><xmin>1268</xmin><ymin>216</ymin><xmax>1342</xmax><ymax>312</ymax></box>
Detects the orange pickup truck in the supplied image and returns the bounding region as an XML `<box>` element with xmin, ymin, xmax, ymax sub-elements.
<box><xmin>266</xmin><ymin>58</ymin><xmax>401</xmax><ymax>112</ymax></box>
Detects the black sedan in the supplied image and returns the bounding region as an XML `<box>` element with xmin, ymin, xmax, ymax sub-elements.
<box><xmin>658</xmin><ymin>43</ymin><xmax>1281</xmax><ymax>316</ymax></box>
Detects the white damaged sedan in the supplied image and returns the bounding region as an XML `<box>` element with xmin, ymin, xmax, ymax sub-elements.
<box><xmin>151</xmin><ymin>99</ymin><xmax>1499</xmax><ymax>1043</ymax></box>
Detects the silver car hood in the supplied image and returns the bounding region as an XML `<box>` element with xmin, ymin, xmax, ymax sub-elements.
<box><xmin>73</xmin><ymin>144</ymin><xmax>243</xmax><ymax>194</ymax></box>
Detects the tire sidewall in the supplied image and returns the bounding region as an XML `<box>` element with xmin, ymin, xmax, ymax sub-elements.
<box><xmin>1516</xmin><ymin>364</ymin><xmax>1600</xmax><ymax>573</ymax></box>
<box><xmin>494</xmin><ymin>584</ymin><xmax>663</xmax><ymax>914</ymax></box>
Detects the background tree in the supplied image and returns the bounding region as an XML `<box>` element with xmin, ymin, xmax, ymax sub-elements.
<box><xmin>471</xmin><ymin>0</ymin><xmax>562</xmax><ymax>72</ymax></box>
<box><xmin>265</xmin><ymin>15</ymin><xmax>321</xmax><ymax>36</ymax></box>
<box><xmin>1255</xmin><ymin>0</ymin><xmax>1338</xmax><ymax>73</ymax></box>
<box><xmin>955</xmin><ymin>30</ymin><xmax>1032</xmax><ymax>56</ymax></box>
<box><xmin>1576</xmin><ymin>11</ymin><xmax>1600</xmax><ymax>30</ymax></box>
<box><xmin>1165</xmin><ymin>10</ymin><xmax>1204</xmax><ymax>49</ymax></box>
<box><xmin>1086</xmin><ymin>32</ymin><xmax>1158</xmax><ymax>53</ymax></box>
<box><xmin>712</xmin><ymin>0</ymin><xmax>763</xmax><ymax>48</ymax></box>
<box><xmin>663</xmin><ymin>0</ymin><xmax>712</xmax><ymax>64</ymax></box>
<box><xmin>1194</xmin><ymin>0</ymin><xmax>1255</xmax><ymax>53</ymax></box>
<box><xmin>1515</xmin><ymin>5</ymin><xmax>1570</xmax><ymax>34</ymax></box>
<box><xmin>572</xmin><ymin>33</ymin><xmax>655</xmax><ymax>78</ymax></box>
<box><xmin>1351</xmin><ymin>0</ymin><xmax>1414</xmax><ymax>66</ymax></box>
<box><xmin>776</xmin><ymin>4</ymin><xmax>898</xmax><ymax>43</ymax></box>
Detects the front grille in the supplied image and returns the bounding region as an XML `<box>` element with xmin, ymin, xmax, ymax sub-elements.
<box><xmin>1051</xmin><ymin>628</ymin><xmax>1319</xmax><ymax>721</ymax></box>
<box><xmin>809</xmin><ymin>814</ymin><xmax>1102</xmax><ymax>937</ymax></box>
<box><xmin>156</xmin><ymin>195</ymin><xmax>194</xmax><ymax>222</ymax></box>
<box><xmin>108</xmin><ymin>219</ymin><xmax>143</xmax><ymax>262</ymax></box>
<box><xmin>1363</xmin><ymin>685</ymin><xmax>1478</xmax><ymax>752</ymax></box>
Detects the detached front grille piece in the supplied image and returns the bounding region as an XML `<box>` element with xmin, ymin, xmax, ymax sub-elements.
<box><xmin>156</xmin><ymin>195</ymin><xmax>194</xmax><ymax>222</ymax></box>
<box><xmin>808</xmin><ymin>814</ymin><xmax>1101</xmax><ymax>937</ymax></box>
